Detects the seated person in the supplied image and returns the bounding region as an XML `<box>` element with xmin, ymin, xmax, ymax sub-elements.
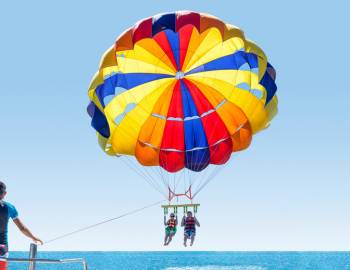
<box><xmin>164</xmin><ymin>213</ymin><xmax>177</xmax><ymax>246</ymax></box>
<box><xmin>181</xmin><ymin>211</ymin><xmax>200</xmax><ymax>247</ymax></box>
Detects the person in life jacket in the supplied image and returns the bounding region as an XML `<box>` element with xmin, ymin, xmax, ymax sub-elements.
<box><xmin>181</xmin><ymin>211</ymin><xmax>200</xmax><ymax>247</ymax></box>
<box><xmin>163</xmin><ymin>213</ymin><xmax>177</xmax><ymax>246</ymax></box>
<box><xmin>0</xmin><ymin>181</ymin><xmax>42</xmax><ymax>270</ymax></box>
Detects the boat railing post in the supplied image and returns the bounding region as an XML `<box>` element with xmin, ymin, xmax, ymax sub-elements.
<box><xmin>28</xmin><ymin>243</ymin><xmax>37</xmax><ymax>270</ymax></box>
<box><xmin>83</xmin><ymin>260</ymin><xmax>88</xmax><ymax>270</ymax></box>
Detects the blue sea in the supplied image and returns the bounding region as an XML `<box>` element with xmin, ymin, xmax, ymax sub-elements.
<box><xmin>7</xmin><ymin>252</ymin><xmax>350</xmax><ymax>270</ymax></box>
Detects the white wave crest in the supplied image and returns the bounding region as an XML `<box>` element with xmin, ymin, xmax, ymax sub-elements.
<box><xmin>165</xmin><ymin>266</ymin><xmax>266</xmax><ymax>270</ymax></box>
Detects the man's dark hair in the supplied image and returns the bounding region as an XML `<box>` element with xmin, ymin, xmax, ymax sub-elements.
<box><xmin>0</xmin><ymin>181</ymin><xmax>6</xmax><ymax>194</ymax></box>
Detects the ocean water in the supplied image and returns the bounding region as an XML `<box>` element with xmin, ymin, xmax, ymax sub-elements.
<box><xmin>7</xmin><ymin>252</ymin><xmax>350</xmax><ymax>270</ymax></box>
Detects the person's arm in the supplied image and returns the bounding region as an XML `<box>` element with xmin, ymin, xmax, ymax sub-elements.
<box><xmin>181</xmin><ymin>216</ymin><xmax>185</xmax><ymax>227</ymax></box>
<box><xmin>13</xmin><ymin>218</ymin><xmax>43</xmax><ymax>245</ymax></box>
<box><xmin>175</xmin><ymin>216</ymin><xmax>178</xmax><ymax>226</ymax></box>
<box><xmin>195</xmin><ymin>217</ymin><xmax>200</xmax><ymax>227</ymax></box>
<box><xmin>164</xmin><ymin>216</ymin><xmax>167</xmax><ymax>226</ymax></box>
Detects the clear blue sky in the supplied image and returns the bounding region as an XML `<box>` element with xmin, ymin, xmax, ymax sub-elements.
<box><xmin>1</xmin><ymin>0</ymin><xmax>349</xmax><ymax>251</ymax></box>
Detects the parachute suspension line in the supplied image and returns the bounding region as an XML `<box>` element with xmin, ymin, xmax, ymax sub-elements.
<box><xmin>105</xmin><ymin>107</ymin><xmax>168</xmax><ymax>198</ymax></box>
<box><xmin>44</xmin><ymin>199</ymin><xmax>166</xmax><ymax>245</ymax></box>
<box><xmin>197</xmin><ymin>143</ymin><xmax>245</xmax><ymax>196</ymax></box>
<box><xmin>122</xmin><ymin>158</ymin><xmax>166</xmax><ymax>198</ymax></box>
<box><xmin>120</xmin><ymin>156</ymin><xmax>151</xmax><ymax>185</ymax></box>
<box><xmin>186</xmin><ymin>167</ymin><xmax>191</xmax><ymax>199</ymax></box>
<box><xmin>172</xmin><ymin>169</ymin><xmax>176</xmax><ymax>200</ymax></box>
<box><xmin>120</xmin><ymin>156</ymin><xmax>167</xmax><ymax>199</ymax></box>
<box><xmin>194</xmin><ymin>162</ymin><xmax>228</xmax><ymax>197</ymax></box>
<box><xmin>115</xmin><ymin>148</ymin><xmax>169</xmax><ymax>199</ymax></box>
<box><xmin>192</xmin><ymin>144</ymin><xmax>221</xmax><ymax>191</ymax></box>
<box><xmin>162</xmin><ymin>148</ymin><xmax>173</xmax><ymax>203</ymax></box>
<box><xmin>157</xmin><ymin>167</ymin><xmax>169</xmax><ymax>192</ymax></box>
<box><xmin>125</xmin><ymin>157</ymin><xmax>164</xmax><ymax>195</ymax></box>
<box><xmin>185</xmin><ymin>173</ymin><xmax>190</xmax><ymax>193</ymax></box>
<box><xmin>194</xmin><ymin>146</ymin><xmax>241</xmax><ymax>198</ymax></box>
<box><xmin>132</xmin><ymin>159</ymin><xmax>165</xmax><ymax>195</ymax></box>
<box><xmin>182</xmin><ymin>168</ymin><xmax>187</xmax><ymax>198</ymax></box>
<box><xmin>157</xmin><ymin>165</ymin><xmax>166</xmax><ymax>186</ymax></box>
<box><xmin>149</xmin><ymin>166</ymin><xmax>167</xmax><ymax>197</ymax></box>
<box><xmin>150</xmin><ymin>165</ymin><xmax>168</xmax><ymax>191</ymax></box>
<box><xmin>192</xmin><ymin>150</ymin><xmax>223</xmax><ymax>198</ymax></box>
<box><xmin>174</xmin><ymin>167</ymin><xmax>180</xmax><ymax>192</ymax></box>
<box><xmin>163</xmin><ymin>147</ymin><xmax>188</xmax><ymax>203</ymax></box>
<box><xmin>190</xmin><ymin>156</ymin><xmax>208</xmax><ymax>187</ymax></box>
<box><xmin>184</xmin><ymin>169</ymin><xmax>188</xmax><ymax>196</ymax></box>
<box><xmin>173</xmin><ymin>168</ymin><xmax>183</xmax><ymax>196</ymax></box>
<box><xmin>172</xmin><ymin>172</ymin><xmax>176</xmax><ymax>199</ymax></box>
<box><xmin>159</xmin><ymin>148</ymin><xmax>174</xmax><ymax>204</ymax></box>
<box><xmin>189</xmin><ymin>141</ymin><xmax>197</xmax><ymax>194</ymax></box>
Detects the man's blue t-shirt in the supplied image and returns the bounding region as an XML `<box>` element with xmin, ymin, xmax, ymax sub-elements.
<box><xmin>0</xmin><ymin>201</ymin><xmax>18</xmax><ymax>246</ymax></box>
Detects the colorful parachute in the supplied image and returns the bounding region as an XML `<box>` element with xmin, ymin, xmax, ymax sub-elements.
<box><xmin>87</xmin><ymin>11</ymin><xmax>278</xmax><ymax>201</ymax></box>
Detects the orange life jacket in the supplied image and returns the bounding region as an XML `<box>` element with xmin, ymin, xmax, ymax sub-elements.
<box><xmin>167</xmin><ymin>219</ymin><xmax>176</xmax><ymax>228</ymax></box>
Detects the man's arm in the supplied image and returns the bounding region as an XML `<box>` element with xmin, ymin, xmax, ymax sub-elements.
<box><xmin>181</xmin><ymin>216</ymin><xmax>185</xmax><ymax>227</ymax></box>
<box><xmin>195</xmin><ymin>217</ymin><xmax>200</xmax><ymax>227</ymax></box>
<box><xmin>164</xmin><ymin>216</ymin><xmax>167</xmax><ymax>226</ymax></box>
<box><xmin>13</xmin><ymin>218</ymin><xmax>43</xmax><ymax>245</ymax></box>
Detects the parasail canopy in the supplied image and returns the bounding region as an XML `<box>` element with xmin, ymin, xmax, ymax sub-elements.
<box><xmin>87</xmin><ymin>11</ymin><xmax>278</xmax><ymax>202</ymax></box>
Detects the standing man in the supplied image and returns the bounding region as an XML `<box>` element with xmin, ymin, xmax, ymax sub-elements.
<box><xmin>0</xmin><ymin>181</ymin><xmax>42</xmax><ymax>269</ymax></box>
<box><xmin>181</xmin><ymin>211</ymin><xmax>200</xmax><ymax>247</ymax></box>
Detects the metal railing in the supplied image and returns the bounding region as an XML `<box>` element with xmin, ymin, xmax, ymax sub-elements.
<box><xmin>0</xmin><ymin>244</ymin><xmax>88</xmax><ymax>270</ymax></box>
<box><xmin>4</xmin><ymin>258</ymin><xmax>88</xmax><ymax>270</ymax></box>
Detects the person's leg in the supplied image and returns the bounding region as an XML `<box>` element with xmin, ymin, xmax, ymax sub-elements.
<box><xmin>164</xmin><ymin>234</ymin><xmax>169</xmax><ymax>245</ymax></box>
<box><xmin>190</xmin><ymin>235</ymin><xmax>195</xmax><ymax>246</ymax></box>
<box><xmin>164</xmin><ymin>228</ymin><xmax>170</xmax><ymax>245</ymax></box>
<box><xmin>167</xmin><ymin>232</ymin><xmax>174</xmax><ymax>245</ymax></box>
<box><xmin>189</xmin><ymin>230</ymin><xmax>196</xmax><ymax>246</ymax></box>
<box><xmin>183</xmin><ymin>233</ymin><xmax>188</xmax><ymax>247</ymax></box>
